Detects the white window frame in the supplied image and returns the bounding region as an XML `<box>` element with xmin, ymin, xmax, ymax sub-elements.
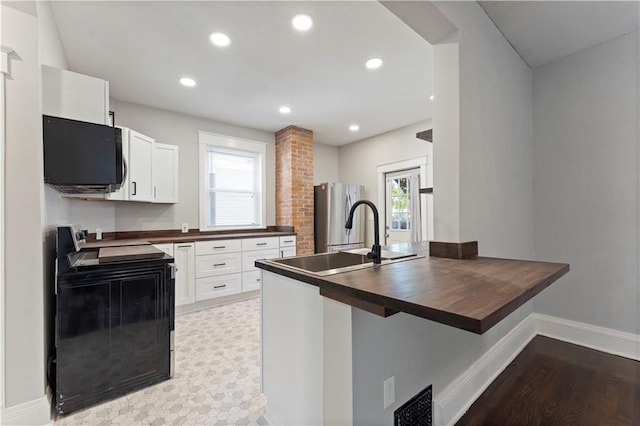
<box><xmin>198</xmin><ymin>131</ymin><xmax>267</xmax><ymax>231</ymax></box>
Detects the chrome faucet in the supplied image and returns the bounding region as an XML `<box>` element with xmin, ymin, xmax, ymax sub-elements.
<box><xmin>345</xmin><ymin>200</ymin><xmax>381</xmax><ymax>264</ymax></box>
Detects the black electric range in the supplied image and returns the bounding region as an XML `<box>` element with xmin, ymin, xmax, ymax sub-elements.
<box><xmin>52</xmin><ymin>226</ymin><xmax>175</xmax><ymax>415</ymax></box>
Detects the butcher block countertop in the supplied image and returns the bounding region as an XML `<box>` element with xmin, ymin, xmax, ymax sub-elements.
<box><xmin>256</xmin><ymin>242</ymin><xmax>569</xmax><ymax>334</ymax></box>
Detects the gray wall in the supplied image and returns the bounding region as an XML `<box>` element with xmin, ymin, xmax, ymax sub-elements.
<box><xmin>2</xmin><ymin>3</ymin><xmax>46</xmax><ymax>409</ymax></box>
<box><xmin>436</xmin><ymin>1</ymin><xmax>535</xmax><ymax>259</ymax></box>
<box><xmin>532</xmin><ymin>32</ymin><xmax>640</xmax><ymax>333</ymax></box>
<box><xmin>351</xmin><ymin>3</ymin><xmax>535</xmax><ymax>424</ymax></box>
<box><xmin>313</xmin><ymin>142</ymin><xmax>340</xmax><ymax>185</ymax></box>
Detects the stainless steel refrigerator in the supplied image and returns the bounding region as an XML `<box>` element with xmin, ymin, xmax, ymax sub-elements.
<box><xmin>314</xmin><ymin>182</ymin><xmax>365</xmax><ymax>253</ymax></box>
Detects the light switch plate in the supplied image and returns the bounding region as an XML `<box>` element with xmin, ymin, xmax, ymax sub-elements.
<box><xmin>181</xmin><ymin>223</ymin><xmax>189</xmax><ymax>233</ymax></box>
<box><xmin>384</xmin><ymin>376</ymin><xmax>395</xmax><ymax>409</ymax></box>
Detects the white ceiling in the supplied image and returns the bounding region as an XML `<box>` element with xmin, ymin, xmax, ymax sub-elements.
<box><xmin>478</xmin><ymin>1</ymin><xmax>640</xmax><ymax>69</ymax></box>
<box><xmin>50</xmin><ymin>1</ymin><xmax>434</xmax><ymax>146</ymax></box>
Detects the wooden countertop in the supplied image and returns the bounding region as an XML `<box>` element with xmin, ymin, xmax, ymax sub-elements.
<box><xmin>256</xmin><ymin>242</ymin><xmax>569</xmax><ymax>334</ymax></box>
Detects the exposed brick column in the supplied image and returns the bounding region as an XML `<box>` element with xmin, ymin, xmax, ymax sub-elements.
<box><xmin>275</xmin><ymin>126</ymin><xmax>314</xmax><ymax>255</ymax></box>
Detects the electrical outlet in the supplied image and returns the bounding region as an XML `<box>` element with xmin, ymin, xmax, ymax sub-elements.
<box><xmin>181</xmin><ymin>223</ymin><xmax>189</xmax><ymax>233</ymax></box>
<box><xmin>384</xmin><ymin>376</ymin><xmax>395</xmax><ymax>409</ymax></box>
<box><xmin>96</xmin><ymin>228</ymin><xmax>103</xmax><ymax>240</ymax></box>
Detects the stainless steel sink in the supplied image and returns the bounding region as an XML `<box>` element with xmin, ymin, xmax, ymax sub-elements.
<box><xmin>270</xmin><ymin>250</ymin><xmax>421</xmax><ymax>276</ymax></box>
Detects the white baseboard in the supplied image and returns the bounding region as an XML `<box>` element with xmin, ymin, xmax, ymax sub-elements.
<box><xmin>534</xmin><ymin>313</ymin><xmax>640</xmax><ymax>361</ymax></box>
<box><xmin>433</xmin><ymin>314</ymin><xmax>537</xmax><ymax>425</ymax></box>
<box><xmin>433</xmin><ymin>313</ymin><xmax>640</xmax><ymax>425</ymax></box>
<box><xmin>263</xmin><ymin>408</ymin><xmax>283</xmax><ymax>426</ymax></box>
<box><xmin>1</xmin><ymin>396</ymin><xmax>51</xmax><ymax>425</ymax></box>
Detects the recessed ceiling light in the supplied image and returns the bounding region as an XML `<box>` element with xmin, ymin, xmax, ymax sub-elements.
<box><xmin>365</xmin><ymin>57</ymin><xmax>383</xmax><ymax>70</ymax></box>
<box><xmin>349</xmin><ymin>124</ymin><xmax>360</xmax><ymax>132</ymax></box>
<box><xmin>179</xmin><ymin>77</ymin><xmax>196</xmax><ymax>87</ymax></box>
<box><xmin>209</xmin><ymin>32</ymin><xmax>231</xmax><ymax>47</ymax></box>
<box><xmin>279</xmin><ymin>106</ymin><xmax>291</xmax><ymax>114</ymax></box>
<box><xmin>430</xmin><ymin>94</ymin><xmax>435</xmax><ymax>101</ymax></box>
<box><xmin>292</xmin><ymin>14</ymin><xmax>313</xmax><ymax>31</ymax></box>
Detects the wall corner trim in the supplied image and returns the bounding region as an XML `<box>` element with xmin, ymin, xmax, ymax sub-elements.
<box><xmin>1</xmin><ymin>395</ymin><xmax>51</xmax><ymax>425</ymax></box>
<box><xmin>433</xmin><ymin>314</ymin><xmax>640</xmax><ymax>425</ymax></box>
<box><xmin>0</xmin><ymin>47</ymin><xmax>14</xmax><ymax>75</ymax></box>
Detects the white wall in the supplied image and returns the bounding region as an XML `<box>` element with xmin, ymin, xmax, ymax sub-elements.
<box><xmin>2</xmin><ymin>3</ymin><xmax>47</xmax><ymax>413</ymax></box>
<box><xmin>339</xmin><ymin>120</ymin><xmax>433</xmax><ymax>245</ymax></box>
<box><xmin>313</xmin><ymin>142</ymin><xmax>339</xmax><ymax>185</ymax></box>
<box><xmin>532</xmin><ymin>32</ymin><xmax>640</xmax><ymax>333</ymax></box>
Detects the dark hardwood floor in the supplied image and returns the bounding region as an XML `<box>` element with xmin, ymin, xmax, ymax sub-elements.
<box><xmin>457</xmin><ymin>336</ymin><xmax>640</xmax><ymax>425</ymax></box>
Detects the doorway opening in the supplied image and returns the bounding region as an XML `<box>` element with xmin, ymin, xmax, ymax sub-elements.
<box><xmin>377</xmin><ymin>157</ymin><xmax>432</xmax><ymax>245</ymax></box>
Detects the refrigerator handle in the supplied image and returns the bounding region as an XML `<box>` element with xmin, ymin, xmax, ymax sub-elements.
<box><xmin>345</xmin><ymin>193</ymin><xmax>352</xmax><ymax>236</ymax></box>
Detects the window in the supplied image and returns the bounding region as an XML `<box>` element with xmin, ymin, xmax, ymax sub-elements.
<box><xmin>199</xmin><ymin>132</ymin><xmax>266</xmax><ymax>230</ymax></box>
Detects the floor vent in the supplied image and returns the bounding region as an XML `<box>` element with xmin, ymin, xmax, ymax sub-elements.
<box><xmin>394</xmin><ymin>384</ymin><xmax>432</xmax><ymax>426</ymax></box>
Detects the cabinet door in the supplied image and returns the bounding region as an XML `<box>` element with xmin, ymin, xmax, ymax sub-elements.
<box><xmin>174</xmin><ymin>243</ymin><xmax>195</xmax><ymax>306</ymax></box>
<box><xmin>128</xmin><ymin>130</ymin><xmax>154</xmax><ymax>202</ymax></box>
<box><xmin>242</xmin><ymin>270</ymin><xmax>262</xmax><ymax>292</ymax></box>
<box><xmin>242</xmin><ymin>248</ymin><xmax>280</xmax><ymax>272</ymax></box>
<box><xmin>153</xmin><ymin>143</ymin><xmax>179</xmax><ymax>204</ymax></box>
<box><xmin>281</xmin><ymin>247</ymin><xmax>296</xmax><ymax>257</ymax></box>
<box><xmin>42</xmin><ymin>65</ymin><xmax>109</xmax><ymax>125</ymax></box>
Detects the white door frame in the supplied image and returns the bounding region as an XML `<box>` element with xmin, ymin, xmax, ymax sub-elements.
<box><xmin>1</xmin><ymin>44</ymin><xmax>13</xmax><ymax>420</ymax></box>
<box><xmin>376</xmin><ymin>156</ymin><xmax>432</xmax><ymax>244</ymax></box>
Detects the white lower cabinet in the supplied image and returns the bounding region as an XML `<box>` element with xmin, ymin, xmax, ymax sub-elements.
<box><xmin>172</xmin><ymin>235</ymin><xmax>296</xmax><ymax>308</ymax></box>
<box><xmin>174</xmin><ymin>243</ymin><xmax>196</xmax><ymax>306</ymax></box>
<box><xmin>243</xmin><ymin>271</ymin><xmax>262</xmax><ymax>292</ymax></box>
<box><xmin>196</xmin><ymin>274</ymin><xmax>242</xmax><ymax>301</ymax></box>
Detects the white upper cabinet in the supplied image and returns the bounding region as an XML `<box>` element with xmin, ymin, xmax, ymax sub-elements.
<box><xmin>128</xmin><ymin>130</ymin><xmax>154</xmax><ymax>202</ymax></box>
<box><xmin>153</xmin><ymin>143</ymin><xmax>179</xmax><ymax>203</ymax></box>
<box><xmin>42</xmin><ymin>65</ymin><xmax>109</xmax><ymax>125</ymax></box>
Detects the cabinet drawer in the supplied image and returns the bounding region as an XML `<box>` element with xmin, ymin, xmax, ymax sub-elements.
<box><xmin>196</xmin><ymin>252</ymin><xmax>241</xmax><ymax>278</ymax></box>
<box><xmin>279</xmin><ymin>236</ymin><xmax>296</xmax><ymax>247</ymax></box>
<box><xmin>195</xmin><ymin>239</ymin><xmax>242</xmax><ymax>255</ymax></box>
<box><xmin>242</xmin><ymin>249</ymin><xmax>280</xmax><ymax>272</ymax></box>
<box><xmin>241</xmin><ymin>237</ymin><xmax>279</xmax><ymax>252</ymax></box>
<box><xmin>196</xmin><ymin>274</ymin><xmax>241</xmax><ymax>301</ymax></box>
<box><xmin>243</xmin><ymin>271</ymin><xmax>262</xmax><ymax>292</ymax></box>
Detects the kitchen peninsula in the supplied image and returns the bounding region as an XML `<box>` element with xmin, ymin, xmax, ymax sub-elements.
<box><xmin>255</xmin><ymin>242</ymin><xmax>568</xmax><ymax>425</ymax></box>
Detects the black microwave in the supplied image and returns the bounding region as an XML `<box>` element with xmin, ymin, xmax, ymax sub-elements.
<box><xmin>43</xmin><ymin>115</ymin><xmax>123</xmax><ymax>194</ymax></box>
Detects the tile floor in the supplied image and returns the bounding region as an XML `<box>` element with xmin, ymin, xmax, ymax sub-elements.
<box><xmin>56</xmin><ymin>297</ymin><xmax>267</xmax><ymax>425</ymax></box>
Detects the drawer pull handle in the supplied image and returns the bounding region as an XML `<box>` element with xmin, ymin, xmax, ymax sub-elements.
<box><xmin>283</xmin><ymin>240</ymin><xmax>293</xmax><ymax>243</ymax></box>
<box><xmin>214</xmin><ymin>284</ymin><xmax>227</xmax><ymax>289</ymax></box>
<box><xmin>256</xmin><ymin>278</ymin><xmax>261</xmax><ymax>282</ymax></box>
<box><xmin>213</xmin><ymin>263</ymin><xmax>227</xmax><ymax>267</ymax></box>
<box><xmin>177</xmin><ymin>244</ymin><xmax>191</xmax><ymax>248</ymax></box>
<box><xmin>256</xmin><ymin>242</ymin><xmax>267</xmax><ymax>246</ymax></box>
<box><xmin>213</xmin><ymin>246</ymin><xmax>226</xmax><ymax>249</ymax></box>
